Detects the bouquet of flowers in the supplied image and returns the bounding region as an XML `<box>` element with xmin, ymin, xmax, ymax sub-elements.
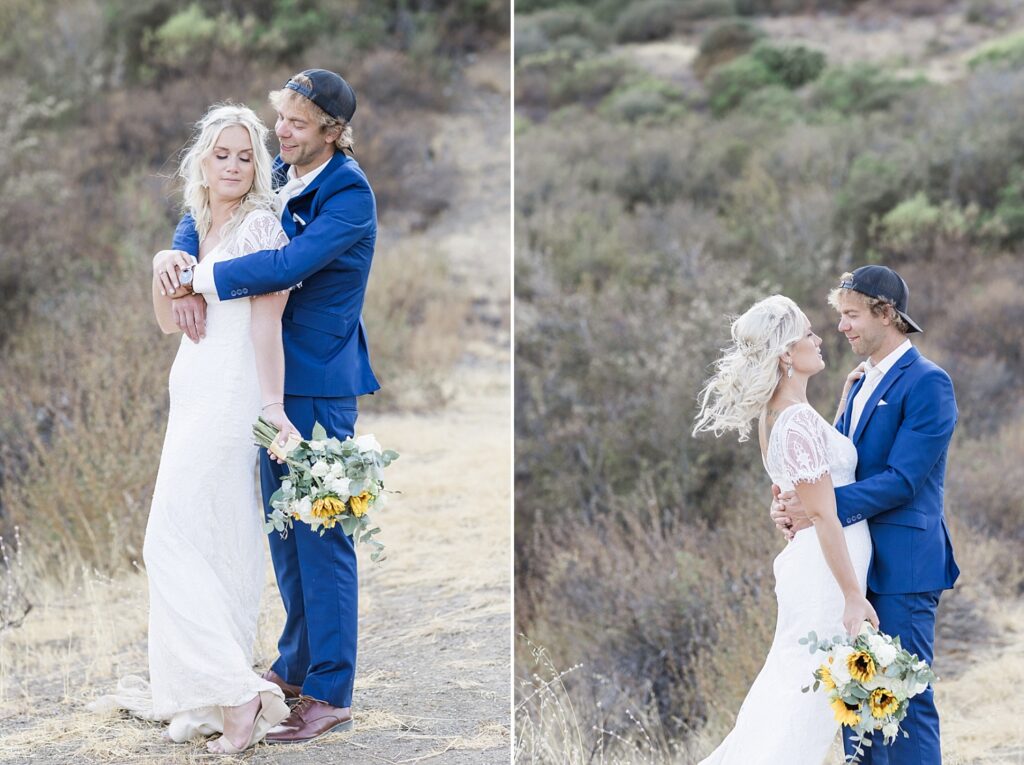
<box><xmin>800</xmin><ymin>622</ymin><xmax>936</xmax><ymax>763</ymax></box>
<box><xmin>252</xmin><ymin>417</ymin><xmax>398</xmax><ymax>562</ymax></box>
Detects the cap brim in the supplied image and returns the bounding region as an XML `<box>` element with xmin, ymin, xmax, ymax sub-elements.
<box><xmin>898</xmin><ymin>310</ymin><xmax>923</xmax><ymax>333</ymax></box>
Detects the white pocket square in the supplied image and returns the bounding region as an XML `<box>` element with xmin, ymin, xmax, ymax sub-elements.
<box><xmin>877</xmin><ymin>399</ymin><xmax>888</xmax><ymax>406</ymax></box>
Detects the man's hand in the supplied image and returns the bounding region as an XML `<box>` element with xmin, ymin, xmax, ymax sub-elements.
<box><xmin>154</xmin><ymin>249</ymin><xmax>197</xmax><ymax>296</ymax></box>
<box><xmin>770</xmin><ymin>485</ymin><xmax>812</xmax><ymax>540</ymax></box>
<box><xmin>171</xmin><ymin>294</ymin><xmax>207</xmax><ymax>343</ymax></box>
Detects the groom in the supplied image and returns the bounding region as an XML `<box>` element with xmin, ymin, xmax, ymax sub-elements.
<box><xmin>164</xmin><ymin>69</ymin><xmax>379</xmax><ymax>742</ymax></box>
<box><xmin>772</xmin><ymin>266</ymin><xmax>959</xmax><ymax>764</ymax></box>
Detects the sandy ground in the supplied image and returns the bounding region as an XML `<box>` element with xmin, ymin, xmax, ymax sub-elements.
<box><xmin>0</xmin><ymin>48</ymin><xmax>512</xmax><ymax>765</ymax></box>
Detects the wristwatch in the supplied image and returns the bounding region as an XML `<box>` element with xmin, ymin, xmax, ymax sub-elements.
<box><xmin>174</xmin><ymin>265</ymin><xmax>195</xmax><ymax>296</ymax></box>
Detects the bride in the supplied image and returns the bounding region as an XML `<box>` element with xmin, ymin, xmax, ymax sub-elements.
<box><xmin>692</xmin><ymin>295</ymin><xmax>878</xmax><ymax>764</ymax></box>
<box><xmin>91</xmin><ymin>104</ymin><xmax>295</xmax><ymax>753</ymax></box>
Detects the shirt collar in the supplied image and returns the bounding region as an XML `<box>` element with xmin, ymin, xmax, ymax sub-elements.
<box><xmin>867</xmin><ymin>338</ymin><xmax>913</xmax><ymax>378</ymax></box>
<box><xmin>286</xmin><ymin>156</ymin><xmax>332</xmax><ymax>187</ymax></box>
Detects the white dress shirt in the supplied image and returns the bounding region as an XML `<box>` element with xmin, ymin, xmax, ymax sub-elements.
<box><xmin>276</xmin><ymin>156</ymin><xmax>331</xmax><ymax>212</ymax></box>
<box><xmin>849</xmin><ymin>338</ymin><xmax>913</xmax><ymax>435</ymax></box>
<box><xmin>191</xmin><ymin>157</ymin><xmax>331</xmax><ymax>296</ymax></box>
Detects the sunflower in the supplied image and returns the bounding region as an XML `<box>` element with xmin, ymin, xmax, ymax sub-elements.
<box><xmin>830</xmin><ymin>697</ymin><xmax>861</xmax><ymax>727</ymax></box>
<box><xmin>848</xmin><ymin>650</ymin><xmax>876</xmax><ymax>684</ymax></box>
<box><xmin>869</xmin><ymin>688</ymin><xmax>900</xmax><ymax>719</ymax></box>
<box><xmin>312</xmin><ymin>495</ymin><xmax>345</xmax><ymax>520</ymax></box>
<box><xmin>818</xmin><ymin>664</ymin><xmax>836</xmax><ymax>691</ymax></box>
<box><xmin>348</xmin><ymin>491</ymin><xmax>372</xmax><ymax>518</ymax></box>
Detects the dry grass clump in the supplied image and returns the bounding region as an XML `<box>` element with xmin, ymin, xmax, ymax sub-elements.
<box><xmin>519</xmin><ymin>508</ymin><xmax>781</xmax><ymax>747</ymax></box>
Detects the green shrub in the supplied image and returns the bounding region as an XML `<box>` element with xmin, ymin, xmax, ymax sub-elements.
<box><xmin>613</xmin><ymin>0</ymin><xmax>681</xmax><ymax>43</ymax></box>
<box><xmin>528</xmin><ymin>5</ymin><xmax>603</xmax><ymax>42</ymax></box>
<box><xmin>836</xmin><ymin>151</ymin><xmax>916</xmax><ymax>254</ymax></box>
<box><xmin>146</xmin><ymin>4</ymin><xmax>225</xmax><ymax>71</ymax></box>
<box><xmin>735</xmin><ymin>0</ymin><xmax>864</xmax><ymax>12</ymax></box>
<box><xmin>707</xmin><ymin>55</ymin><xmax>779</xmax><ymax>116</ymax></box>
<box><xmin>601</xmin><ymin>78</ymin><xmax>686</xmax><ymax>123</ymax></box>
<box><xmin>750</xmin><ymin>41</ymin><xmax>826</xmax><ymax>88</ymax></box>
<box><xmin>695</xmin><ymin>18</ymin><xmax>763</xmax><ymax>74</ymax></box>
<box><xmin>965</xmin><ymin>0</ymin><xmax>1015</xmax><ymax>26</ymax></box>
<box><xmin>737</xmin><ymin>83</ymin><xmax>804</xmax><ymax>123</ymax></box>
<box><xmin>873</xmin><ymin>192</ymin><xmax>1003</xmax><ymax>259</ymax></box>
<box><xmin>812</xmin><ymin>63</ymin><xmax>918</xmax><ymax>114</ymax></box>
<box><xmin>994</xmin><ymin>168</ymin><xmax>1024</xmax><ymax>242</ymax></box>
<box><xmin>968</xmin><ymin>30</ymin><xmax>1024</xmax><ymax>69</ymax></box>
<box><xmin>553</xmin><ymin>56</ymin><xmax>635</xmax><ymax>107</ymax></box>
<box><xmin>680</xmin><ymin>0</ymin><xmax>737</xmax><ymax>20</ymax></box>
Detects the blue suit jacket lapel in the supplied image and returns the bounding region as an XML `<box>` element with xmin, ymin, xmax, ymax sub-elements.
<box><xmin>852</xmin><ymin>346</ymin><xmax>920</xmax><ymax>445</ymax></box>
<box><xmin>841</xmin><ymin>377</ymin><xmax>864</xmax><ymax>437</ymax></box>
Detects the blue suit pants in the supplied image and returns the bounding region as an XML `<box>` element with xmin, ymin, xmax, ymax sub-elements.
<box><xmin>844</xmin><ymin>589</ymin><xmax>943</xmax><ymax>765</ymax></box>
<box><xmin>260</xmin><ymin>394</ymin><xmax>359</xmax><ymax>708</ymax></box>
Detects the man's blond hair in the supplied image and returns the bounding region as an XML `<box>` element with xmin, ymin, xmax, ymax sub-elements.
<box><xmin>828</xmin><ymin>272</ymin><xmax>911</xmax><ymax>334</ymax></box>
<box><xmin>268</xmin><ymin>73</ymin><xmax>355</xmax><ymax>154</ymax></box>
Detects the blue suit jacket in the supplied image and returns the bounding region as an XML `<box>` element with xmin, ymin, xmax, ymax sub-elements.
<box><xmin>834</xmin><ymin>346</ymin><xmax>959</xmax><ymax>595</ymax></box>
<box><xmin>173</xmin><ymin>152</ymin><xmax>380</xmax><ymax>398</ymax></box>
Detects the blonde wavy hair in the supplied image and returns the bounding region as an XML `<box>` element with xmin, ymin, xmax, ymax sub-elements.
<box><xmin>178</xmin><ymin>103</ymin><xmax>276</xmax><ymax>241</ymax></box>
<box><xmin>693</xmin><ymin>295</ymin><xmax>807</xmax><ymax>442</ymax></box>
<box><xmin>268</xmin><ymin>73</ymin><xmax>355</xmax><ymax>154</ymax></box>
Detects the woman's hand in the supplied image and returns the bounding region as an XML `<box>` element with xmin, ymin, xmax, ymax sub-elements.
<box><xmin>842</xmin><ymin>593</ymin><xmax>879</xmax><ymax>636</ymax></box>
<box><xmin>261</xmin><ymin>404</ymin><xmax>300</xmax><ymax>464</ymax></box>
<box><xmin>153</xmin><ymin>250</ymin><xmax>197</xmax><ymax>296</ymax></box>
<box><xmin>842</xmin><ymin>362</ymin><xmax>868</xmax><ymax>396</ymax></box>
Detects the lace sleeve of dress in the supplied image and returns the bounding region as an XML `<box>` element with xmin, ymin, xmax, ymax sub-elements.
<box><xmin>781</xmin><ymin>406</ymin><xmax>832</xmax><ymax>486</ymax></box>
<box><xmin>241</xmin><ymin>210</ymin><xmax>300</xmax><ymax>297</ymax></box>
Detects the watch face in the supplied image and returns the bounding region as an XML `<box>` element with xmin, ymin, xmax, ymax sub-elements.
<box><xmin>179</xmin><ymin>267</ymin><xmax>194</xmax><ymax>285</ymax></box>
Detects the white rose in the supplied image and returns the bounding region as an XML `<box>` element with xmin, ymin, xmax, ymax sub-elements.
<box><xmin>862</xmin><ymin>674</ymin><xmax>886</xmax><ymax>691</ymax></box>
<box><xmin>327</xmin><ymin>476</ymin><xmax>352</xmax><ymax>499</ymax></box>
<box><xmin>329</xmin><ymin>462</ymin><xmax>346</xmax><ymax>479</ymax></box>
<box><xmin>311</xmin><ymin>460</ymin><xmax>330</xmax><ymax>479</ymax></box>
<box><xmin>868</xmin><ymin>635</ymin><xmax>898</xmax><ymax>667</ymax></box>
<box><xmin>354</xmin><ymin>434</ymin><xmax>382</xmax><ymax>454</ymax></box>
<box><xmin>294</xmin><ymin>497</ymin><xmax>313</xmax><ymax>523</ymax></box>
<box><xmin>830</xmin><ymin>646</ymin><xmax>854</xmax><ymax>685</ymax></box>
<box><xmin>882</xmin><ymin>722</ymin><xmax>899</xmax><ymax>741</ymax></box>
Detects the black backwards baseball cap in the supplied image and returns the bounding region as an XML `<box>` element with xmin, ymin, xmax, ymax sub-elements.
<box><xmin>285</xmin><ymin>69</ymin><xmax>357</xmax><ymax>122</ymax></box>
<box><xmin>839</xmin><ymin>265</ymin><xmax>922</xmax><ymax>333</ymax></box>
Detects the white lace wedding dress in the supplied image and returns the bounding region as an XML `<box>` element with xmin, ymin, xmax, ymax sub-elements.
<box><xmin>699</xmin><ymin>403</ymin><xmax>872</xmax><ymax>765</ymax></box>
<box><xmin>90</xmin><ymin>209</ymin><xmax>291</xmax><ymax>741</ymax></box>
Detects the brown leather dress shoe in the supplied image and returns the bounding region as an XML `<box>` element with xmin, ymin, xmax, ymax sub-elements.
<box><xmin>265</xmin><ymin>695</ymin><xmax>354</xmax><ymax>744</ymax></box>
<box><xmin>261</xmin><ymin>669</ymin><xmax>302</xmax><ymax>700</ymax></box>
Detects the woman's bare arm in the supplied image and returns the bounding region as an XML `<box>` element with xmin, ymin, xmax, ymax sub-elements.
<box><xmin>152</xmin><ymin>271</ymin><xmax>180</xmax><ymax>334</ymax></box>
<box><xmin>792</xmin><ymin>475</ymin><xmax>879</xmax><ymax>634</ymax></box>
<box><xmin>250</xmin><ymin>291</ymin><xmax>299</xmax><ymax>453</ymax></box>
